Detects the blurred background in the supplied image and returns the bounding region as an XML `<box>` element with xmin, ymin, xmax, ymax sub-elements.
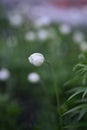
<box><xmin>0</xmin><ymin>0</ymin><xmax>87</xmax><ymax>130</ymax></box>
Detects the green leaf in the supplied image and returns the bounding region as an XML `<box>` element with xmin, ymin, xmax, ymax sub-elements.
<box><xmin>63</xmin><ymin>104</ymin><xmax>87</xmax><ymax>116</ymax></box>
<box><xmin>68</xmin><ymin>90</ymin><xmax>83</xmax><ymax>101</ymax></box>
<box><xmin>82</xmin><ymin>91</ymin><xmax>87</xmax><ymax>99</ymax></box>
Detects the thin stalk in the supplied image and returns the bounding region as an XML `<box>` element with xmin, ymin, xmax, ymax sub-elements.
<box><xmin>39</xmin><ymin>80</ymin><xmax>56</xmax><ymax>127</ymax></box>
<box><xmin>39</xmin><ymin>80</ymin><xmax>50</xmax><ymax>99</ymax></box>
<box><xmin>45</xmin><ymin>61</ymin><xmax>63</xmax><ymax>130</ymax></box>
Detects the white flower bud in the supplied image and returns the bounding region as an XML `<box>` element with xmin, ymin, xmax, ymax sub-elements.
<box><xmin>37</xmin><ymin>29</ymin><xmax>48</xmax><ymax>40</ymax></box>
<box><xmin>59</xmin><ymin>24</ymin><xmax>71</xmax><ymax>35</ymax></box>
<box><xmin>73</xmin><ymin>31</ymin><xmax>85</xmax><ymax>43</ymax></box>
<box><xmin>8</xmin><ymin>13</ymin><xmax>23</xmax><ymax>26</ymax></box>
<box><xmin>28</xmin><ymin>53</ymin><xmax>45</xmax><ymax>66</ymax></box>
<box><xmin>28</xmin><ymin>72</ymin><xmax>40</xmax><ymax>83</ymax></box>
<box><xmin>25</xmin><ymin>31</ymin><xmax>35</xmax><ymax>41</ymax></box>
<box><xmin>80</xmin><ymin>42</ymin><xmax>87</xmax><ymax>52</ymax></box>
<box><xmin>0</xmin><ymin>68</ymin><xmax>10</xmax><ymax>81</ymax></box>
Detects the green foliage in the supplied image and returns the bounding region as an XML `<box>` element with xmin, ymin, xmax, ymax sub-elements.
<box><xmin>1</xmin><ymin>6</ymin><xmax>87</xmax><ymax>130</ymax></box>
<box><xmin>64</xmin><ymin>54</ymin><xmax>87</xmax><ymax>129</ymax></box>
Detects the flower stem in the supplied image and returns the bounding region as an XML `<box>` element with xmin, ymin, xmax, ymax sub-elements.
<box><xmin>40</xmin><ymin>80</ymin><xmax>50</xmax><ymax>98</ymax></box>
<box><xmin>45</xmin><ymin>61</ymin><xmax>63</xmax><ymax>130</ymax></box>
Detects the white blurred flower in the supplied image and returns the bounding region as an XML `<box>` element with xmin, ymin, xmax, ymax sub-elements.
<box><xmin>28</xmin><ymin>53</ymin><xmax>45</xmax><ymax>67</ymax></box>
<box><xmin>80</xmin><ymin>41</ymin><xmax>87</xmax><ymax>52</ymax></box>
<box><xmin>25</xmin><ymin>31</ymin><xmax>35</xmax><ymax>41</ymax></box>
<box><xmin>59</xmin><ymin>24</ymin><xmax>71</xmax><ymax>35</ymax></box>
<box><xmin>73</xmin><ymin>31</ymin><xmax>85</xmax><ymax>43</ymax></box>
<box><xmin>34</xmin><ymin>16</ymin><xmax>51</xmax><ymax>27</ymax></box>
<box><xmin>37</xmin><ymin>29</ymin><xmax>48</xmax><ymax>40</ymax></box>
<box><xmin>8</xmin><ymin>13</ymin><xmax>23</xmax><ymax>26</ymax></box>
<box><xmin>0</xmin><ymin>68</ymin><xmax>10</xmax><ymax>81</ymax></box>
<box><xmin>28</xmin><ymin>72</ymin><xmax>40</xmax><ymax>83</ymax></box>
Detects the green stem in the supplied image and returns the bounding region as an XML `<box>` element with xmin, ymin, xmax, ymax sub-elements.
<box><xmin>40</xmin><ymin>80</ymin><xmax>58</xmax><ymax>128</ymax></box>
<box><xmin>40</xmin><ymin>80</ymin><xmax>50</xmax><ymax>98</ymax></box>
<box><xmin>45</xmin><ymin>61</ymin><xmax>63</xmax><ymax>130</ymax></box>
